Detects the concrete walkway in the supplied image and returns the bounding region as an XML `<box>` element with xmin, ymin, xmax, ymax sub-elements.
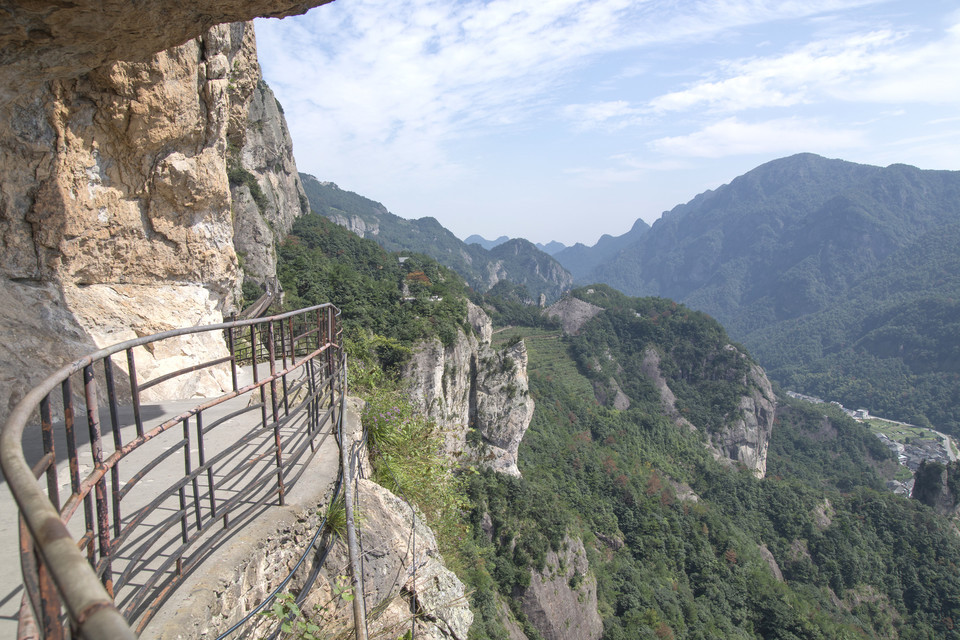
<box><xmin>0</xmin><ymin>364</ymin><xmax>344</xmax><ymax>637</ymax></box>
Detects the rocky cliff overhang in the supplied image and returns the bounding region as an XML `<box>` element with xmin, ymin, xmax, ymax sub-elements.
<box><xmin>0</xmin><ymin>0</ymin><xmax>332</xmax><ymax>104</ymax></box>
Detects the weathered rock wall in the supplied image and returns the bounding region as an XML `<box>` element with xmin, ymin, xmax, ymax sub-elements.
<box><xmin>516</xmin><ymin>535</ymin><xmax>603</xmax><ymax>640</ymax></box>
<box><xmin>641</xmin><ymin>346</ymin><xmax>775</xmax><ymax>477</ymax></box>
<box><xmin>403</xmin><ymin>303</ymin><xmax>534</xmax><ymax>477</ymax></box>
<box><xmin>1</xmin><ymin>18</ymin><xmax>308</xmax><ymax>419</ymax></box>
<box><xmin>0</xmin><ymin>1</ymin><xmax>331</xmax><ymax>105</ymax></box>
<box><xmin>227</xmin><ymin>35</ymin><xmax>309</xmax><ymax>286</ymax></box>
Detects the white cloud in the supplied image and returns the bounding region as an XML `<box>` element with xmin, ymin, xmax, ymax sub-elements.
<box><xmin>648</xmin><ymin>21</ymin><xmax>960</xmax><ymax>114</ymax></box>
<box><xmin>257</xmin><ymin>0</ymin><xmax>882</xmax><ymax>183</ymax></box>
<box><xmin>649</xmin><ymin>117</ymin><xmax>865</xmax><ymax>157</ymax></box>
<box><xmin>566</xmin><ymin>154</ymin><xmax>690</xmax><ymax>185</ymax></box>
<box><xmin>562</xmin><ymin>101</ymin><xmax>646</xmax><ymax>131</ymax></box>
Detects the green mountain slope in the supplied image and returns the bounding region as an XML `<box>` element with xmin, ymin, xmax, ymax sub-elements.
<box><xmin>747</xmin><ymin>222</ymin><xmax>960</xmax><ymax>430</ymax></box>
<box><xmin>588</xmin><ymin>154</ymin><xmax>960</xmax><ymax>432</ymax></box>
<box><xmin>300</xmin><ymin>173</ymin><xmax>573</xmax><ymax>300</ymax></box>
<box><xmin>553</xmin><ymin>217</ymin><xmax>650</xmax><ymax>281</ymax></box>
<box><xmin>274</xmin><ymin>225</ymin><xmax>960</xmax><ymax>638</ymax></box>
<box><xmin>468</xmin><ymin>290</ymin><xmax>960</xmax><ymax>640</ymax></box>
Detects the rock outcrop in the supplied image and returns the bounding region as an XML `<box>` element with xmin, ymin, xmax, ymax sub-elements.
<box><xmin>1</xmin><ymin>16</ymin><xmax>309</xmax><ymax>420</ymax></box>
<box><xmin>516</xmin><ymin>535</ymin><xmax>603</xmax><ymax>640</ymax></box>
<box><xmin>228</xmin><ymin>53</ymin><xmax>310</xmax><ymax>286</ymax></box>
<box><xmin>641</xmin><ymin>346</ymin><xmax>775</xmax><ymax>477</ymax></box>
<box><xmin>0</xmin><ymin>1</ymin><xmax>331</xmax><ymax>105</ymax></box>
<box><xmin>326</xmin><ymin>479</ymin><xmax>474</xmax><ymax>640</ymax></box>
<box><xmin>404</xmin><ymin>303</ymin><xmax>534</xmax><ymax>477</ymax></box>
<box><xmin>912</xmin><ymin>460</ymin><xmax>960</xmax><ymax>517</ymax></box>
<box><xmin>544</xmin><ymin>296</ymin><xmax>603</xmax><ymax>335</ymax></box>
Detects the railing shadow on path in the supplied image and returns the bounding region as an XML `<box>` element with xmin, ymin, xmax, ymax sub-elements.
<box><xmin>0</xmin><ymin>304</ymin><xmax>345</xmax><ymax>639</ymax></box>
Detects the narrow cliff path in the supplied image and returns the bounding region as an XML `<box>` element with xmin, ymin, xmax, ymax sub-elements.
<box><xmin>0</xmin><ymin>365</ymin><xmax>345</xmax><ymax>638</ymax></box>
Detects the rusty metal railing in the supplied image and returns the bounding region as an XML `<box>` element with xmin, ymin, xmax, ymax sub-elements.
<box><xmin>1</xmin><ymin>304</ymin><xmax>343</xmax><ymax>639</ymax></box>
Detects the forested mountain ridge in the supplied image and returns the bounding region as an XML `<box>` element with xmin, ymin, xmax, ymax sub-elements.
<box><xmin>577</xmin><ymin>154</ymin><xmax>960</xmax><ymax>433</ymax></box>
<box><xmin>273</xmin><ymin>221</ymin><xmax>960</xmax><ymax>638</ymax></box>
<box><xmin>476</xmin><ymin>287</ymin><xmax>960</xmax><ymax>639</ymax></box>
<box><xmin>299</xmin><ymin>173</ymin><xmax>573</xmax><ymax>300</ymax></box>
<box><xmin>553</xmin><ymin>217</ymin><xmax>651</xmax><ymax>281</ymax></box>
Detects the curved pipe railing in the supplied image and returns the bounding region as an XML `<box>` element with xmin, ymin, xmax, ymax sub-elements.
<box><xmin>1</xmin><ymin>304</ymin><xmax>343</xmax><ymax>639</ymax></box>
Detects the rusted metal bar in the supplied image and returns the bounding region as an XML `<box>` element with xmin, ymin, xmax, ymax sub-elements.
<box><xmin>268</xmin><ymin>321</ymin><xmax>285</xmax><ymax>506</ymax></box>
<box><xmin>227</xmin><ymin>325</ymin><xmax>239</xmax><ymax>392</ymax></box>
<box><xmin>126</xmin><ymin>347</ymin><xmax>144</xmax><ymax>438</ymax></box>
<box><xmin>39</xmin><ymin>396</ymin><xmax>60</xmax><ymax>513</ymax></box>
<box><xmin>198</xmin><ymin>411</ymin><xmax>217</xmax><ymax>522</ymax></box>
<box><xmin>179</xmin><ymin>418</ymin><xmax>190</xmax><ymax>547</ymax></box>
<box><xmin>2</xmin><ymin>304</ymin><xmax>342</xmax><ymax>638</ymax></box>
<box><xmin>280</xmin><ymin>319</ymin><xmax>290</xmax><ymax>417</ymax></box>
<box><xmin>104</xmin><ymin>357</ymin><xmax>124</xmax><ymax>540</ymax></box>
<box><xmin>84</xmin><ymin>365</ymin><xmax>115</xmax><ymax>598</ymax></box>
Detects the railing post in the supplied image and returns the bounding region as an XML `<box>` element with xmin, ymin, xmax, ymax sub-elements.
<box><xmin>126</xmin><ymin>348</ymin><xmax>144</xmax><ymax>438</ymax></box>
<box><xmin>252</xmin><ymin>324</ymin><xmax>267</xmax><ymax>431</ymax></box>
<box><xmin>227</xmin><ymin>324</ymin><xmax>239</xmax><ymax>392</ymax></box>
<box><xmin>39</xmin><ymin>396</ymin><xmax>59</xmax><ymax>512</ymax></box>
<box><xmin>104</xmin><ymin>357</ymin><xmax>124</xmax><ymax>540</ymax></box>
<box><xmin>268</xmin><ymin>321</ymin><xmax>285</xmax><ymax>506</ymax></box>
<box><xmin>84</xmin><ymin>365</ymin><xmax>114</xmax><ymax>598</ymax></box>
<box><xmin>279</xmin><ymin>319</ymin><xmax>290</xmax><ymax>417</ymax></box>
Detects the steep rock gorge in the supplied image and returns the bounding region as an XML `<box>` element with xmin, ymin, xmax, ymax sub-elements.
<box><xmin>404</xmin><ymin>303</ymin><xmax>534</xmax><ymax>477</ymax></box>
<box><xmin>1</xmin><ymin>11</ymin><xmax>314</xmax><ymax>419</ymax></box>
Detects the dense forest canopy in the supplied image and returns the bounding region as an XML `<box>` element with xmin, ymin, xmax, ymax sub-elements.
<box><xmin>275</xmin><ymin>165</ymin><xmax>960</xmax><ymax>640</ymax></box>
<box><xmin>557</xmin><ymin>155</ymin><xmax>960</xmax><ymax>434</ymax></box>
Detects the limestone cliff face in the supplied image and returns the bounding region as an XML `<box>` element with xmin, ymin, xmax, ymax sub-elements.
<box><xmin>0</xmin><ymin>1</ymin><xmax>331</xmax><ymax>105</ymax></box>
<box><xmin>326</xmin><ymin>480</ymin><xmax>473</xmax><ymax>640</ymax></box>
<box><xmin>710</xmin><ymin>357</ymin><xmax>776</xmax><ymax>478</ymax></box>
<box><xmin>641</xmin><ymin>346</ymin><xmax>775</xmax><ymax>477</ymax></box>
<box><xmin>543</xmin><ymin>295</ymin><xmax>603</xmax><ymax>335</ymax></box>
<box><xmin>403</xmin><ymin>303</ymin><xmax>534</xmax><ymax>477</ymax></box>
<box><xmin>227</xmin><ymin>38</ymin><xmax>309</xmax><ymax>286</ymax></box>
<box><xmin>515</xmin><ymin>536</ymin><xmax>603</xmax><ymax>640</ymax></box>
<box><xmin>0</xmin><ymin>19</ymin><xmax>307</xmax><ymax>418</ymax></box>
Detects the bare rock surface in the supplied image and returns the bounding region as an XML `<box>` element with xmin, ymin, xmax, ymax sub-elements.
<box><xmin>0</xmin><ymin>1</ymin><xmax>331</xmax><ymax>104</ymax></box>
<box><xmin>543</xmin><ymin>296</ymin><xmax>603</xmax><ymax>335</ymax></box>
<box><xmin>640</xmin><ymin>346</ymin><xmax>775</xmax><ymax>477</ymax></box>
<box><xmin>325</xmin><ymin>479</ymin><xmax>474</xmax><ymax>640</ymax></box>
<box><xmin>516</xmin><ymin>535</ymin><xmax>603</xmax><ymax>640</ymax></box>
<box><xmin>1</xmin><ymin>16</ymin><xmax>309</xmax><ymax>422</ymax></box>
<box><xmin>404</xmin><ymin>304</ymin><xmax>534</xmax><ymax>476</ymax></box>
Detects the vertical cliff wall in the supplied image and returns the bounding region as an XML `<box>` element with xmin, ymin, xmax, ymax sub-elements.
<box><xmin>0</xmin><ymin>19</ymin><xmax>308</xmax><ymax>419</ymax></box>
<box><xmin>404</xmin><ymin>303</ymin><xmax>535</xmax><ymax>477</ymax></box>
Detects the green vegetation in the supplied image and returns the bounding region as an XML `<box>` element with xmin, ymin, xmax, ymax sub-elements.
<box><xmin>278</xmin><ymin>213</ymin><xmax>469</xmax><ymax>349</ymax></box>
<box><xmin>362</xmin><ymin>389</ymin><xmax>468</xmax><ymax>552</ymax></box>
<box><xmin>748</xmin><ymin>223</ymin><xmax>960</xmax><ymax>434</ymax></box>
<box><xmin>275</xmin><ymin>208</ymin><xmax>960</xmax><ymax>639</ymax></box>
<box><xmin>480</xmin><ymin>281</ymin><xmax>560</xmax><ymax>330</ymax></box>
<box><xmin>464</xmin><ymin>291</ymin><xmax>960</xmax><ymax>639</ymax></box>
<box><xmin>580</xmin><ymin>154</ymin><xmax>960</xmax><ymax>435</ymax></box>
<box><xmin>299</xmin><ymin>173</ymin><xmax>572</xmax><ymax>300</ymax></box>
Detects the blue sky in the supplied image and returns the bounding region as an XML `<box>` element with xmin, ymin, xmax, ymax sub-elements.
<box><xmin>255</xmin><ymin>0</ymin><xmax>960</xmax><ymax>246</ymax></box>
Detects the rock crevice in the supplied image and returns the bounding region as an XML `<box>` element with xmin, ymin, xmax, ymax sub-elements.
<box><xmin>404</xmin><ymin>303</ymin><xmax>534</xmax><ymax>477</ymax></box>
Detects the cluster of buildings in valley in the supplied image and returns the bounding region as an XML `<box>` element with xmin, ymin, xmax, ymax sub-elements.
<box><xmin>786</xmin><ymin>391</ymin><xmax>956</xmax><ymax>497</ymax></box>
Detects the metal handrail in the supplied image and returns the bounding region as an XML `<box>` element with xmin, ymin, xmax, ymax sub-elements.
<box><xmin>1</xmin><ymin>304</ymin><xmax>343</xmax><ymax>639</ymax></box>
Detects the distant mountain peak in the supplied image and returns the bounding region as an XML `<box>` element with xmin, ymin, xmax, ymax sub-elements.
<box><xmin>465</xmin><ymin>234</ymin><xmax>510</xmax><ymax>250</ymax></box>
